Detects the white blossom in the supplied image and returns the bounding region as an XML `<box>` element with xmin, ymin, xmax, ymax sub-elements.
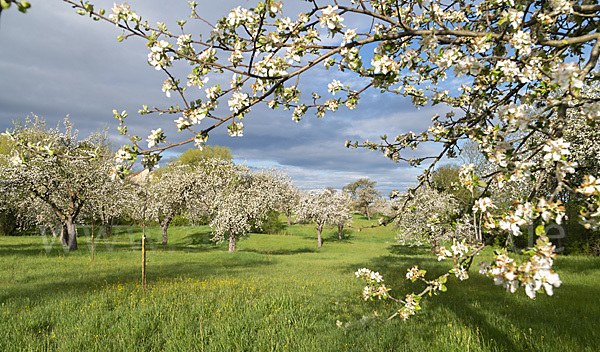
<box><xmin>115</xmin><ymin>148</ymin><xmax>132</xmax><ymax>163</ymax></box>
<box><xmin>9</xmin><ymin>155</ymin><xmax>23</xmax><ymax>166</ymax></box>
<box><xmin>228</xmin><ymin>91</ymin><xmax>249</xmax><ymax>114</ymax></box>
<box><xmin>146</xmin><ymin>128</ymin><xmax>164</xmax><ymax>148</ymax></box>
<box><xmin>551</xmin><ymin>63</ymin><xmax>583</xmax><ymax>90</ymax></box>
<box><xmin>543</xmin><ymin>138</ymin><xmax>570</xmax><ymax>162</ymax></box>
<box><xmin>147</xmin><ymin>40</ymin><xmax>173</xmax><ymax>70</ymax></box>
<box><xmin>319</xmin><ymin>5</ymin><xmax>345</xmax><ymax>35</ymax></box>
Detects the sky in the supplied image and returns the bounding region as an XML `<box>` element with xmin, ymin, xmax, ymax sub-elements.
<box><xmin>0</xmin><ymin>0</ymin><xmax>453</xmax><ymax>195</ymax></box>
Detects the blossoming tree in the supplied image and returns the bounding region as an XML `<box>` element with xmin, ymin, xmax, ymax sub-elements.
<box><xmin>296</xmin><ymin>188</ymin><xmax>353</xmax><ymax>247</ymax></box>
<box><xmin>276</xmin><ymin>182</ymin><xmax>300</xmax><ymax>227</ymax></box>
<box><xmin>58</xmin><ymin>0</ymin><xmax>600</xmax><ymax>318</ymax></box>
<box><xmin>343</xmin><ymin>178</ymin><xmax>381</xmax><ymax>220</ymax></box>
<box><xmin>331</xmin><ymin>191</ymin><xmax>353</xmax><ymax>240</ymax></box>
<box><xmin>194</xmin><ymin>158</ymin><xmax>288</xmax><ymax>252</ymax></box>
<box><xmin>144</xmin><ymin>165</ymin><xmax>198</xmax><ymax>245</ymax></box>
<box><xmin>394</xmin><ymin>186</ymin><xmax>468</xmax><ymax>252</ymax></box>
<box><xmin>1</xmin><ymin>117</ymin><xmax>112</xmax><ymax>251</ymax></box>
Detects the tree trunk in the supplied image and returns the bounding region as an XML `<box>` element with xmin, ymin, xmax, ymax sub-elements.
<box><xmin>161</xmin><ymin>217</ymin><xmax>173</xmax><ymax>245</ymax></box>
<box><xmin>228</xmin><ymin>231</ymin><xmax>236</xmax><ymax>253</ymax></box>
<box><xmin>317</xmin><ymin>224</ymin><xmax>323</xmax><ymax>248</ymax></box>
<box><xmin>365</xmin><ymin>206</ymin><xmax>371</xmax><ymax>221</ymax></box>
<box><xmin>103</xmin><ymin>218</ymin><xmax>113</xmax><ymax>238</ymax></box>
<box><xmin>51</xmin><ymin>224</ymin><xmax>60</xmax><ymax>238</ymax></box>
<box><xmin>66</xmin><ymin>217</ymin><xmax>78</xmax><ymax>251</ymax></box>
<box><xmin>60</xmin><ymin>224</ymin><xmax>67</xmax><ymax>246</ymax></box>
<box><xmin>338</xmin><ymin>225</ymin><xmax>343</xmax><ymax>240</ymax></box>
<box><xmin>286</xmin><ymin>213</ymin><xmax>291</xmax><ymax>226</ymax></box>
<box><xmin>430</xmin><ymin>239</ymin><xmax>439</xmax><ymax>255</ymax></box>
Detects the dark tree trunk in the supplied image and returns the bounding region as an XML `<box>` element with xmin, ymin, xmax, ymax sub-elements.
<box><xmin>228</xmin><ymin>231</ymin><xmax>236</xmax><ymax>253</ymax></box>
<box><xmin>338</xmin><ymin>225</ymin><xmax>343</xmax><ymax>240</ymax></box>
<box><xmin>103</xmin><ymin>218</ymin><xmax>113</xmax><ymax>238</ymax></box>
<box><xmin>60</xmin><ymin>224</ymin><xmax>67</xmax><ymax>246</ymax></box>
<box><xmin>161</xmin><ymin>217</ymin><xmax>173</xmax><ymax>245</ymax></box>
<box><xmin>66</xmin><ymin>216</ymin><xmax>78</xmax><ymax>251</ymax></box>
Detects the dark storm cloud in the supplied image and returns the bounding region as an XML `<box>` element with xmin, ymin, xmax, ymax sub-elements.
<box><xmin>0</xmin><ymin>0</ymin><xmax>448</xmax><ymax>195</ymax></box>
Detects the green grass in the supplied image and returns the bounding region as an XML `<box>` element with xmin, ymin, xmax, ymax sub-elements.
<box><xmin>0</xmin><ymin>215</ymin><xmax>598</xmax><ymax>351</ymax></box>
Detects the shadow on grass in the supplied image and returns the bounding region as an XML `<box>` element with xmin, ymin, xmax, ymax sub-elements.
<box><xmin>0</xmin><ymin>241</ymin><xmax>69</xmax><ymax>257</ymax></box>
<box><xmin>552</xmin><ymin>254</ymin><xmax>600</xmax><ymax>274</ymax></box>
<box><xmin>387</xmin><ymin>244</ymin><xmax>430</xmax><ymax>256</ymax></box>
<box><xmin>350</xmin><ymin>244</ymin><xmax>600</xmax><ymax>351</ymax></box>
<box><xmin>326</xmin><ymin>229</ymin><xmax>355</xmax><ymax>242</ymax></box>
<box><xmin>241</xmin><ymin>247</ymin><xmax>317</xmax><ymax>256</ymax></box>
<box><xmin>0</xmin><ymin>250</ymin><xmax>276</xmax><ymax>304</ymax></box>
<box><xmin>436</xmin><ymin>274</ymin><xmax>600</xmax><ymax>351</ymax></box>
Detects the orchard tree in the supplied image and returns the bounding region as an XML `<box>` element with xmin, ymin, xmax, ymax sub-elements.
<box><xmin>1</xmin><ymin>117</ymin><xmax>112</xmax><ymax>251</ymax></box>
<box><xmin>146</xmin><ymin>165</ymin><xmax>197</xmax><ymax>245</ymax></box>
<box><xmin>331</xmin><ymin>191</ymin><xmax>353</xmax><ymax>240</ymax></box>
<box><xmin>87</xmin><ymin>174</ymin><xmax>132</xmax><ymax>238</ymax></box>
<box><xmin>371</xmin><ymin>198</ymin><xmax>395</xmax><ymax>218</ymax></box>
<box><xmin>0</xmin><ymin>179</ymin><xmax>23</xmax><ymax>236</ymax></box>
<box><xmin>343</xmin><ymin>178</ymin><xmax>381</xmax><ymax>220</ymax></box>
<box><xmin>394</xmin><ymin>186</ymin><xmax>472</xmax><ymax>252</ymax></box>
<box><xmin>276</xmin><ymin>182</ymin><xmax>300</xmax><ymax>226</ymax></box>
<box><xmin>296</xmin><ymin>188</ymin><xmax>351</xmax><ymax>247</ymax></box>
<box><xmin>0</xmin><ymin>135</ymin><xmax>21</xmax><ymax>235</ymax></box>
<box><xmin>196</xmin><ymin>158</ymin><xmax>288</xmax><ymax>252</ymax></box>
<box><xmin>53</xmin><ymin>0</ymin><xmax>600</xmax><ymax>318</ymax></box>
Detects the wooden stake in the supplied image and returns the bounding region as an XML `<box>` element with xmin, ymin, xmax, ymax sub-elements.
<box><xmin>91</xmin><ymin>220</ymin><xmax>95</xmax><ymax>265</ymax></box>
<box><xmin>142</xmin><ymin>222</ymin><xmax>147</xmax><ymax>292</ymax></box>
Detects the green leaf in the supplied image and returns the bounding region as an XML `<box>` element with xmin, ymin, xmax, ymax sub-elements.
<box><xmin>535</xmin><ymin>224</ymin><xmax>545</xmax><ymax>237</ymax></box>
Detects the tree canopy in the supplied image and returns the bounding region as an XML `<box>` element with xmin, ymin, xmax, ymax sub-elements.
<box><xmin>169</xmin><ymin>145</ymin><xmax>232</xmax><ymax>167</ymax></box>
<box><xmin>0</xmin><ymin>117</ymin><xmax>114</xmax><ymax>250</ymax></box>
<box><xmin>343</xmin><ymin>178</ymin><xmax>381</xmax><ymax>220</ymax></box>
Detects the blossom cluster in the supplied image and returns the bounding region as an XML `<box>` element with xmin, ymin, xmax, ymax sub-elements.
<box><xmin>436</xmin><ymin>239</ymin><xmax>473</xmax><ymax>262</ymax></box>
<box><xmin>147</xmin><ymin>40</ymin><xmax>173</xmax><ymax>70</ymax></box>
<box><xmin>479</xmin><ymin>237</ymin><xmax>562</xmax><ymax>299</ymax></box>
<box><xmin>146</xmin><ymin>128</ymin><xmax>164</xmax><ymax>148</ymax></box>
<box><xmin>108</xmin><ymin>3</ymin><xmax>140</xmax><ymax>24</ymax></box>
<box><xmin>396</xmin><ymin>294</ymin><xmax>421</xmax><ymax>320</ymax></box>
<box><xmin>355</xmin><ymin>268</ymin><xmax>389</xmax><ymax>301</ymax></box>
<box><xmin>319</xmin><ymin>5</ymin><xmax>344</xmax><ymax>35</ymax></box>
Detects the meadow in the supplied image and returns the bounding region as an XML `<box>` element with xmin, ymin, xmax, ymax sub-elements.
<box><xmin>0</xmin><ymin>215</ymin><xmax>598</xmax><ymax>351</ymax></box>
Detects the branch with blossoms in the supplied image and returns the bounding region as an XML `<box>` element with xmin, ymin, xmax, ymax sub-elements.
<box><xmin>58</xmin><ymin>0</ymin><xmax>600</xmax><ymax>320</ymax></box>
<box><xmin>356</xmin><ymin>234</ymin><xmax>561</xmax><ymax>322</ymax></box>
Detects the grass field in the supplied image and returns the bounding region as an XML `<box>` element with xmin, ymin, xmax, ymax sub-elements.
<box><xmin>0</xmin><ymin>215</ymin><xmax>598</xmax><ymax>351</ymax></box>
